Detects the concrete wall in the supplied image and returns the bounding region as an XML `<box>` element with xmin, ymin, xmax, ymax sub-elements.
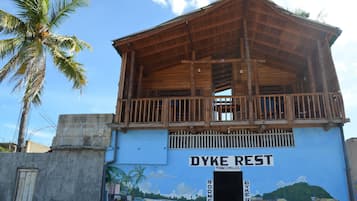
<box><xmin>53</xmin><ymin>114</ymin><xmax>113</xmax><ymax>149</ymax></box>
<box><xmin>346</xmin><ymin>138</ymin><xmax>357</xmax><ymax>201</ymax></box>
<box><xmin>0</xmin><ymin>151</ymin><xmax>104</xmax><ymax>201</ymax></box>
<box><xmin>0</xmin><ymin>114</ymin><xmax>113</xmax><ymax>201</ymax></box>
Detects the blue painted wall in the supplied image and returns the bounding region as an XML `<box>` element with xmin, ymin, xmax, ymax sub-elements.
<box><xmin>106</xmin><ymin>127</ymin><xmax>349</xmax><ymax>201</ymax></box>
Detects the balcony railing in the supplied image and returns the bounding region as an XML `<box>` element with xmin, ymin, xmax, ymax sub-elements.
<box><xmin>115</xmin><ymin>92</ymin><xmax>346</xmax><ymax>128</ymax></box>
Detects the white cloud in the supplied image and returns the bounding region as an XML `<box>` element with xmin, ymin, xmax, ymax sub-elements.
<box><xmin>189</xmin><ymin>0</ymin><xmax>211</xmax><ymax>8</ymax></box>
<box><xmin>152</xmin><ymin>0</ymin><xmax>215</xmax><ymax>15</ymax></box>
<box><xmin>166</xmin><ymin>182</ymin><xmax>203</xmax><ymax>199</ymax></box>
<box><xmin>170</xmin><ymin>0</ymin><xmax>188</xmax><ymax>15</ymax></box>
<box><xmin>148</xmin><ymin>169</ymin><xmax>176</xmax><ymax>178</ymax></box>
<box><xmin>276</xmin><ymin>176</ymin><xmax>307</xmax><ymax>188</ymax></box>
<box><xmin>152</xmin><ymin>0</ymin><xmax>168</xmax><ymax>6</ymax></box>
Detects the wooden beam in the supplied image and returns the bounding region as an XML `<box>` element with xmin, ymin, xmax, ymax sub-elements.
<box><xmin>240</xmin><ymin>38</ymin><xmax>245</xmax><ymax>58</ymax></box>
<box><xmin>117</xmin><ymin>52</ymin><xmax>128</xmax><ymax>99</ymax></box>
<box><xmin>182</xmin><ymin>58</ymin><xmax>265</xmax><ymax>64</ymax></box>
<box><xmin>115</xmin><ymin>52</ymin><xmax>128</xmax><ymax>123</ymax></box>
<box><xmin>324</xmin><ymin>37</ymin><xmax>340</xmax><ymax>91</ymax></box>
<box><xmin>248</xmin><ymin>8</ymin><xmax>327</xmax><ymax>39</ymax></box>
<box><xmin>114</xmin><ymin>0</ymin><xmax>230</xmax><ymax>47</ymax></box>
<box><xmin>128</xmin><ymin>51</ymin><xmax>136</xmax><ymax>99</ymax></box>
<box><xmin>125</xmin><ymin>51</ymin><xmax>136</xmax><ymax>127</ymax></box>
<box><xmin>243</xmin><ymin>18</ymin><xmax>254</xmax><ymax>122</ymax></box>
<box><xmin>232</xmin><ymin>62</ymin><xmax>239</xmax><ymax>96</ymax></box>
<box><xmin>307</xmin><ymin>57</ymin><xmax>316</xmax><ymax>93</ymax></box>
<box><xmin>190</xmin><ymin>51</ymin><xmax>196</xmax><ymax>96</ymax></box>
<box><xmin>316</xmin><ymin>40</ymin><xmax>332</xmax><ymax>121</ymax></box>
<box><xmin>254</xmin><ymin>63</ymin><xmax>260</xmax><ymax>95</ymax></box>
<box><xmin>250</xmin><ymin>38</ymin><xmax>305</xmax><ymax>59</ymax></box>
<box><xmin>137</xmin><ymin>65</ymin><xmax>144</xmax><ymax>97</ymax></box>
<box><xmin>253</xmin><ymin>1</ymin><xmax>339</xmax><ymax>36</ymax></box>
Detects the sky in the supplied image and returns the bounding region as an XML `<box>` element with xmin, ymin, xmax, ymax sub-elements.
<box><xmin>0</xmin><ymin>0</ymin><xmax>356</xmax><ymax>146</ymax></box>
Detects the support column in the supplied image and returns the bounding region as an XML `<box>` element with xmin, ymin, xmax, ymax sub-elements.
<box><xmin>190</xmin><ymin>51</ymin><xmax>196</xmax><ymax>96</ymax></box>
<box><xmin>254</xmin><ymin>63</ymin><xmax>260</xmax><ymax>95</ymax></box>
<box><xmin>125</xmin><ymin>50</ymin><xmax>136</xmax><ymax>127</ymax></box>
<box><xmin>232</xmin><ymin>62</ymin><xmax>239</xmax><ymax>96</ymax></box>
<box><xmin>324</xmin><ymin>38</ymin><xmax>341</xmax><ymax>91</ymax></box>
<box><xmin>243</xmin><ymin>19</ymin><xmax>254</xmax><ymax>122</ymax></box>
<box><xmin>307</xmin><ymin>57</ymin><xmax>317</xmax><ymax>93</ymax></box>
<box><xmin>317</xmin><ymin>40</ymin><xmax>332</xmax><ymax>121</ymax></box>
<box><xmin>115</xmin><ymin>52</ymin><xmax>128</xmax><ymax>123</ymax></box>
<box><xmin>137</xmin><ymin>65</ymin><xmax>144</xmax><ymax>97</ymax></box>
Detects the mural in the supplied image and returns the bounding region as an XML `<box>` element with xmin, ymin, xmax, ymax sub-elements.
<box><xmin>105</xmin><ymin>128</ymin><xmax>349</xmax><ymax>201</ymax></box>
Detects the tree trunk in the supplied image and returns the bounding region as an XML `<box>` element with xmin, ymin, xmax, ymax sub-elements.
<box><xmin>17</xmin><ymin>99</ymin><xmax>30</xmax><ymax>152</ymax></box>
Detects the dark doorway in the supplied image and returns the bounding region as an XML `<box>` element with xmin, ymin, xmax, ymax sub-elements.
<box><xmin>214</xmin><ymin>171</ymin><xmax>243</xmax><ymax>201</ymax></box>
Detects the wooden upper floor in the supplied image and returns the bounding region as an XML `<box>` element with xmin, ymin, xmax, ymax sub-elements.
<box><xmin>111</xmin><ymin>0</ymin><xmax>346</xmax><ymax>131</ymax></box>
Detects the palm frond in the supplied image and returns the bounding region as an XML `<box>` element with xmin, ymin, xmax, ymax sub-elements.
<box><xmin>47</xmin><ymin>33</ymin><xmax>91</xmax><ymax>53</ymax></box>
<box><xmin>0</xmin><ymin>53</ymin><xmax>20</xmax><ymax>82</ymax></box>
<box><xmin>0</xmin><ymin>10</ymin><xmax>26</xmax><ymax>34</ymax></box>
<box><xmin>13</xmin><ymin>0</ymin><xmax>40</xmax><ymax>25</ymax></box>
<box><xmin>0</xmin><ymin>38</ymin><xmax>23</xmax><ymax>59</ymax></box>
<box><xmin>17</xmin><ymin>44</ymin><xmax>46</xmax><ymax>104</ymax></box>
<box><xmin>24</xmin><ymin>61</ymin><xmax>46</xmax><ymax>105</ymax></box>
<box><xmin>40</xmin><ymin>0</ymin><xmax>50</xmax><ymax>21</ymax></box>
<box><xmin>48</xmin><ymin>44</ymin><xmax>87</xmax><ymax>89</ymax></box>
<box><xmin>48</xmin><ymin>0</ymin><xmax>88</xmax><ymax>28</ymax></box>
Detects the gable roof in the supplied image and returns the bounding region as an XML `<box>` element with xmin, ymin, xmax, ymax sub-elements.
<box><xmin>113</xmin><ymin>0</ymin><xmax>341</xmax><ymax>74</ymax></box>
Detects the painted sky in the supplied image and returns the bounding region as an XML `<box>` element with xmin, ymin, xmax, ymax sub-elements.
<box><xmin>0</xmin><ymin>0</ymin><xmax>356</xmax><ymax>146</ymax></box>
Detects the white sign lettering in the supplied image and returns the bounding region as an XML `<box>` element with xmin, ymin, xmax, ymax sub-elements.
<box><xmin>207</xmin><ymin>179</ymin><xmax>213</xmax><ymax>201</ymax></box>
<box><xmin>189</xmin><ymin>155</ymin><xmax>274</xmax><ymax>167</ymax></box>
<box><xmin>244</xmin><ymin>180</ymin><xmax>251</xmax><ymax>201</ymax></box>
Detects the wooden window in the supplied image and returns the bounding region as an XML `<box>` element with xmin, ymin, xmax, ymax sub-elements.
<box><xmin>14</xmin><ymin>169</ymin><xmax>38</xmax><ymax>201</ymax></box>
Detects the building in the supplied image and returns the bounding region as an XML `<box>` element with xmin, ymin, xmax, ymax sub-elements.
<box><xmin>346</xmin><ymin>138</ymin><xmax>357</xmax><ymax>201</ymax></box>
<box><xmin>106</xmin><ymin>0</ymin><xmax>351</xmax><ymax>201</ymax></box>
<box><xmin>0</xmin><ymin>114</ymin><xmax>113</xmax><ymax>201</ymax></box>
<box><xmin>24</xmin><ymin>140</ymin><xmax>50</xmax><ymax>153</ymax></box>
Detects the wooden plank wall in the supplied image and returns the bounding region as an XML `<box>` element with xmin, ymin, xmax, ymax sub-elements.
<box><xmin>142</xmin><ymin>62</ymin><xmax>212</xmax><ymax>96</ymax></box>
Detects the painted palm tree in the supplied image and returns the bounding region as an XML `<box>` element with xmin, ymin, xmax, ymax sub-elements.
<box><xmin>130</xmin><ymin>166</ymin><xmax>146</xmax><ymax>189</ymax></box>
<box><xmin>0</xmin><ymin>0</ymin><xmax>90</xmax><ymax>151</ymax></box>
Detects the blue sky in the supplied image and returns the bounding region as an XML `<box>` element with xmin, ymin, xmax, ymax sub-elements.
<box><xmin>0</xmin><ymin>0</ymin><xmax>356</xmax><ymax>146</ymax></box>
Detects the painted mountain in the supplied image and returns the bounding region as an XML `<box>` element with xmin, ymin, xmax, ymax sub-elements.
<box><xmin>262</xmin><ymin>182</ymin><xmax>334</xmax><ymax>201</ymax></box>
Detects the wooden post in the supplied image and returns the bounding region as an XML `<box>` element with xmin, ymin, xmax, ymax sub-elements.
<box><xmin>125</xmin><ymin>51</ymin><xmax>136</xmax><ymax>127</ymax></box>
<box><xmin>286</xmin><ymin>95</ymin><xmax>294</xmax><ymax>124</ymax></box>
<box><xmin>137</xmin><ymin>65</ymin><xmax>144</xmax><ymax>97</ymax></box>
<box><xmin>317</xmin><ymin>40</ymin><xmax>332</xmax><ymax>121</ymax></box>
<box><xmin>307</xmin><ymin>57</ymin><xmax>316</xmax><ymax>93</ymax></box>
<box><xmin>115</xmin><ymin>52</ymin><xmax>128</xmax><ymax>123</ymax></box>
<box><xmin>162</xmin><ymin>98</ymin><xmax>169</xmax><ymax>127</ymax></box>
<box><xmin>324</xmin><ymin>38</ymin><xmax>341</xmax><ymax>91</ymax></box>
<box><xmin>232</xmin><ymin>62</ymin><xmax>239</xmax><ymax>96</ymax></box>
<box><xmin>254</xmin><ymin>63</ymin><xmax>260</xmax><ymax>95</ymax></box>
<box><xmin>243</xmin><ymin>19</ymin><xmax>254</xmax><ymax>123</ymax></box>
<box><xmin>190</xmin><ymin>51</ymin><xmax>196</xmax><ymax>96</ymax></box>
<box><xmin>205</xmin><ymin>97</ymin><xmax>211</xmax><ymax>127</ymax></box>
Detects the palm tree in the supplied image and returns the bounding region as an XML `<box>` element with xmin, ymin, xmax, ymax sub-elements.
<box><xmin>0</xmin><ymin>0</ymin><xmax>91</xmax><ymax>152</ymax></box>
<box><xmin>130</xmin><ymin>166</ymin><xmax>146</xmax><ymax>189</ymax></box>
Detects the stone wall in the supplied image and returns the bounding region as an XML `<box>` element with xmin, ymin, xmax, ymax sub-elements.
<box><xmin>0</xmin><ymin>114</ymin><xmax>113</xmax><ymax>201</ymax></box>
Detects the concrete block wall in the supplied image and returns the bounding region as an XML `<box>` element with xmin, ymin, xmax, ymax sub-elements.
<box><xmin>52</xmin><ymin>114</ymin><xmax>113</xmax><ymax>149</ymax></box>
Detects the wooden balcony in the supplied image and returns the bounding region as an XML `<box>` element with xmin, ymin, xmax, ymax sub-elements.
<box><xmin>113</xmin><ymin>92</ymin><xmax>346</xmax><ymax>130</ymax></box>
